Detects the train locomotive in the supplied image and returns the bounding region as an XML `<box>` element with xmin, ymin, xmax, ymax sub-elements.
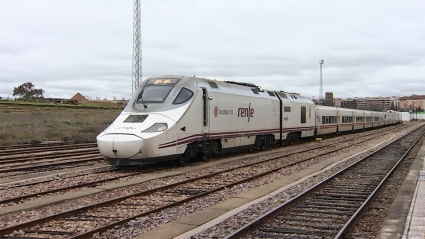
<box><xmin>96</xmin><ymin>75</ymin><xmax>402</xmax><ymax>165</ymax></box>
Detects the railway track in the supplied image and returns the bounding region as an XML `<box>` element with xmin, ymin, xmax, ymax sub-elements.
<box><xmin>0</xmin><ymin>148</ymin><xmax>99</xmax><ymax>165</ymax></box>
<box><xmin>0</xmin><ymin>142</ymin><xmax>87</xmax><ymax>151</ymax></box>
<box><xmin>0</xmin><ymin>143</ymin><xmax>97</xmax><ymax>157</ymax></box>
<box><xmin>0</xmin><ymin>125</ymin><xmax>414</xmax><ymax>238</ymax></box>
<box><xmin>0</xmin><ymin>124</ymin><xmax>407</xmax><ymax>208</ymax></box>
<box><xmin>0</xmin><ymin>168</ymin><xmax>142</xmax><ymax>205</ymax></box>
<box><xmin>0</xmin><ymin>144</ymin><xmax>104</xmax><ymax>177</ymax></box>
<box><xmin>0</xmin><ymin>156</ymin><xmax>104</xmax><ymax>176</ymax></box>
<box><xmin>224</xmin><ymin>126</ymin><xmax>425</xmax><ymax>239</ymax></box>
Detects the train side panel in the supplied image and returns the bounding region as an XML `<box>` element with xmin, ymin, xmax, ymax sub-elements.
<box><xmin>353</xmin><ymin>110</ymin><xmax>365</xmax><ymax>130</ymax></box>
<box><xmin>338</xmin><ymin>108</ymin><xmax>354</xmax><ymax>132</ymax></box>
<box><xmin>316</xmin><ymin>106</ymin><xmax>338</xmax><ymax>135</ymax></box>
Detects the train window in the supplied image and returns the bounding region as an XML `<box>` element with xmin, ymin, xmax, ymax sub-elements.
<box><xmin>251</xmin><ymin>89</ymin><xmax>259</xmax><ymax>94</ymax></box>
<box><xmin>173</xmin><ymin>87</ymin><xmax>194</xmax><ymax>105</ymax></box>
<box><xmin>136</xmin><ymin>85</ymin><xmax>174</xmax><ymax>103</ymax></box>
<box><xmin>278</xmin><ymin>92</ymin><xmax>288</xmax><ymax>98</ymax></box>
<box><xmin>267</xmin><ymin>91</ymin><xmax>275</xmax><ymax>97</ymax></box>
<box><xmin>208</xmin><ymin>81</ymin><xmax>218</xmax><ymax>89</ymax></box>
<box><xmin>342</xmin><ymin>116</ymin><xmax>353</xmax><ymax>123</ymax></box>
<box><xmin>284</xmin><ymin>106</ymin><xmax>291</xmax><ymax>112</ymax></box>
<box><xmin>301</xmin><ymin>106</ymin><xmax>306</xmax><ymax>123</ymax></box>
<box><xmin>309</xmin><ymin>107</ymin><xmax>311</xmax><ymax>118</ymax></box>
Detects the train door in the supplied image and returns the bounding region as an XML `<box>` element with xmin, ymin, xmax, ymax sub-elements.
<box><xmin>202</xmin><ymin>88</ymin><xmax>210</xmax><ymax>137</ymax></box>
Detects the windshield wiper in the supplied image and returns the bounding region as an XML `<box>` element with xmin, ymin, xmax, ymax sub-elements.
<box><xmin>138</xmin><ymin>91</ymin><xmax>148</xmax><ymax>109</ymax></box>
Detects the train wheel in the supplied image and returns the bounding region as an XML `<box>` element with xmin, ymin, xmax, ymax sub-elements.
<box><xmin>286</xmin><ymin>134</ymin><xmax>293</xmax><ymax>145</ymax></box>
<box><xmin>177</xmin><ymin>157</ymin><xmax>186</xmax><ymax>165</ymax></box>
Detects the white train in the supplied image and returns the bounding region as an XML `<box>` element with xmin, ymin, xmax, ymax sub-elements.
<box><xmin>96</xmin><ymin>75</ymin><xmax>402</xmax><ymax>165</ymax></box>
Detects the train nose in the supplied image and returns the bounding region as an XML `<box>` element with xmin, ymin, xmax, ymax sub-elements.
<box><xmin>97</xmin><ymin>134</ymin><xmax>143</xmax><ymax>159</ymax></box>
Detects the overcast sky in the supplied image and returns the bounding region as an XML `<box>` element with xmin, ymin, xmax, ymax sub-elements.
<box><xmin>0</xmin><ymin>1</ymin><xmax>424</xmax><ymax>100</ymax></box>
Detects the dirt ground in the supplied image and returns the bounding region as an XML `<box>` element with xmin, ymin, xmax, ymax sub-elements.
<box><xmin>0</xmin><ymin>103</ymin><xmax>121</xmax><ymax>145</ymax></box>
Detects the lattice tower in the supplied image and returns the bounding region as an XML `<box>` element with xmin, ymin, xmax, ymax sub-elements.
<box><xmin>132</xmin><ymin>0</ymin><xmax>142</xmax><ymax>95</ymax></box>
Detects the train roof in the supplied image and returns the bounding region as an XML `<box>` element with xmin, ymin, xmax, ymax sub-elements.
<box><xmin>144</xmin><ymin>75</ymin><xmax>314</xmax><ymax>104</ymax></box>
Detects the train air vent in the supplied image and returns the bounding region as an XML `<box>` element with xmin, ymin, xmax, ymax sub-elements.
<box><xmin>208</xmin><ymin>81</ymin><xmax>219</xmax><ymax>89</ymax></box>
<box><xmin>251</xmin><ymin>89</ymin><xmax>259</xmax><ymax>94</ymax></box>
<box><xmin>124</xmin><ymin>115</ymin><xmax>148</xmax><ymax>123</ymax></box>
<box><xmin>267</xmin><ymin>91</ymin><xmax>275</xmax><ymax>96</ymax></box>
<box><xmin>278</xmin><ymin>92</ymin><xmax>288</xmax><ymax>98</ymax></box>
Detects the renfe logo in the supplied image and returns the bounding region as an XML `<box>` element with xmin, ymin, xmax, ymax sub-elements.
<box><xmin>238</xmin><ymin>103</ymin><xmax>254</xmax><ymax>122</ymax></box>
<box><xmin>214</xmin><ymin>106</ymin><xmax>218</xmax><ymax>117</ymax></box>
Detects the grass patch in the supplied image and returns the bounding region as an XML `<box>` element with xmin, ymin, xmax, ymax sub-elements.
<box><xmin>0</xmin><ymin>104</ymin><xmax>121</xmax><ymax>145</ymax></box>
<box><xmin>0</xmin><ymin>100</ymin><xmax>122</xmax><ymax>109</ymax></box>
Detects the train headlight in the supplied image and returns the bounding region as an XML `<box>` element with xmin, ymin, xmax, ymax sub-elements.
<box><xmin>124</xmin><ymin>115</ymin><xmax>148</xmax><ymax>123</ymax></box>
<box><xmin>143</xmin><ymin>123</ymin><xmax>168</xmax><ymax>133</ymax></box>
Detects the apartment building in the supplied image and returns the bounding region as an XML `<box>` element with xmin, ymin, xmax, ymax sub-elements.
<box><xmin>398</xmin><ymin>95</ymin><xmax>425</xmax><ymax>111</ymax></box>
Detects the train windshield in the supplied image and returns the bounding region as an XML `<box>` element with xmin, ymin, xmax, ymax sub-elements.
<box><xmin>136</xmin><ymin>78</ymin><xmax>179</xmax><ymax>104</ymax></box>
<box><xmin>136</xmin><ymin>85</ymin><xmax>174</xmax><ymax>103</ymax></box>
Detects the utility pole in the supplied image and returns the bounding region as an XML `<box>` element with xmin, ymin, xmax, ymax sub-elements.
<box><xmin>132</xmin><ymin>0</ymin><xmax>142</xmax><ymax>95</ymax></box>
<box><xmin>319</xmin><ymin>59</ymin><xmax>324</xmax><ymax>105</ymax></box>
<box><xmin>413</xmin><ymin>102</ymin><xmax>415</xmax><ymax>121</ymax></box>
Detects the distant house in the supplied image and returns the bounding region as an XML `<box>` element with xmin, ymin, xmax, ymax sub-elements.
<box><xmin>70</xmin><ymin>92</ymin><xmax>127</xmax><ymax>108</ymax></box>
<box><xmin>70</xmin><ymin>93</ymin><xmax>91</xmax><ymax>104</ymax></box>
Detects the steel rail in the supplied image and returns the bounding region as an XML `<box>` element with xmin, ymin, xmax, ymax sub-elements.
<box><xmin>0</xmin><ymin>156</ymin><xmax>104</xmax><ymax>174</ymax></box>
<box><xmin>0</xmin><ymin>165</ymin><xmax>113</xmax><ymax>188</ymax></box>
<box><xmin>0</xmin><ymin>169</ymin><xmax>142</xmax><ymax>205</ymax></box>
<box><xmin>224</xmin><ymin>126</ymin><xmax>424</xmax><ymax>239</ymax></box>
<box><xmin>0</xmin><ymin>143</ymin><xmax>97</xmax><ymax>157</ymax></box>
<box><xmin>0</xmin><ymin>149</ymin><xmax>99</xmax><ymax>164</ymax></box>
<box><xmin>0</xmin><ymin>142</ymin><xmax>83</xmax><ymax>151</ymax></box>
<box><xmin>334</xmin><ymin>128</ymin><xmax>425</xmax><ymax>238</ymax></box>
<box><xmin>0</xmin><ymin>125</ymin><xmax>411</xmax><ymax>237</ymax></box>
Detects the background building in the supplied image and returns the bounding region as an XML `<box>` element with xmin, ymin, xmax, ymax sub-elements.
<box><xmin>71</xmin><ymin>93</ymin><xmax>128</xmax><ymax>108</ymax></box>
<box><xmin>325</xmin><ymin>92</ymin><xmax>334</xmax><ymax>106</ymax></box>
<box><xmin>339</xmin><ymin>96</ymin><xmax>398</xmax><ymax>111</ymax></box>
<box><xmin>340</xmin><ymin>98</ymin><xmax>357</xmax><ymax>109</ymax></box>
<box><xmin>398</xmin><ymin>95</ymin><xmax>425</xmax><ymax>111</ymax></box>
